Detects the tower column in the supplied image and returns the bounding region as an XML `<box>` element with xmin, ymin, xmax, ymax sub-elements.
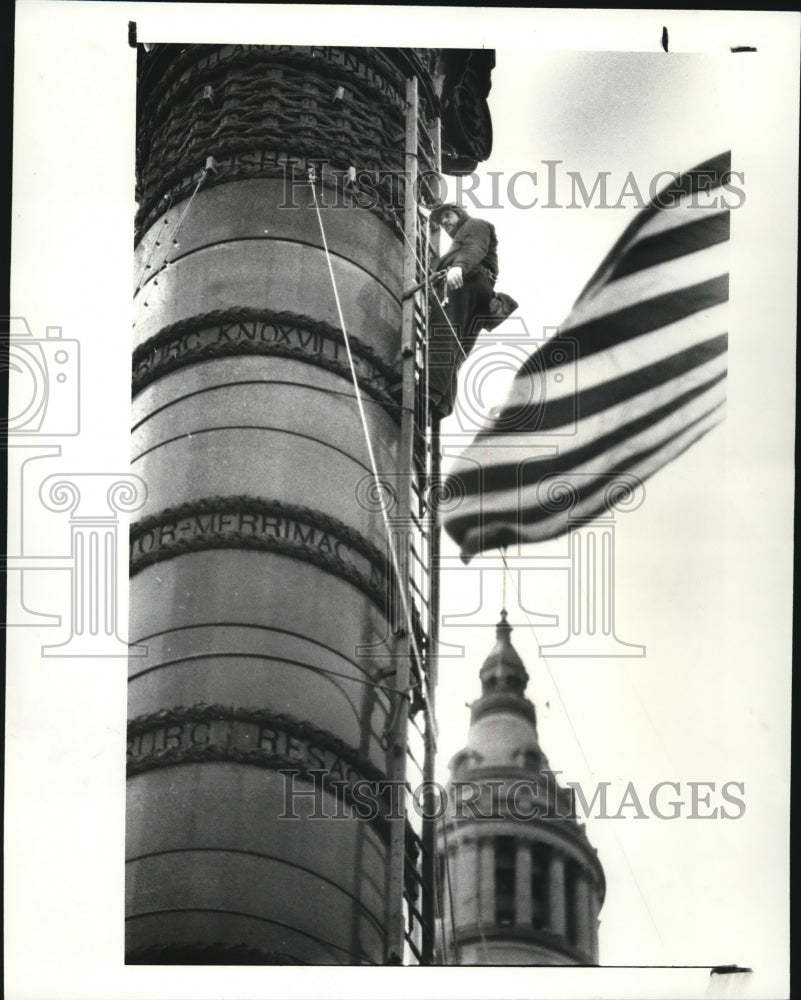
<box><xmin>478</xmin><ymin>837</ymin><xmax>495</xmax><ymax>921</ymax></box>
<box><xmin>515</xmin><ymin>840</ymin><xmax>533</xmax><ymax>925</ymax></box>
<box><xmin>547</xmin><ymin>849</ymin><xmax>567</xmax><ymax>936</ymax></box>
<box><xmin>574</xmin><ymin>870</ymin><xmax>593</xmax><ymax>956</ymax></box>
<box><xmin>587</xmin><ymin>881</ymin><xmax>600</xmax><ymax>962</ymax></box>
<box><xmin>455</xmin><ymin>835</ymin><xmax>479</xmax><ymax>928</ymax></box>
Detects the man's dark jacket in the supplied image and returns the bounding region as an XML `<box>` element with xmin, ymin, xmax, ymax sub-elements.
<box><xmin>427</xmin><ymin>214</ymin><xmax>499</xmax><ymax>417</ymax></box>
<box><xmin>437</xmin><ymin>216</ymin><xmax>498</xmax><ymax>279</ymax></box>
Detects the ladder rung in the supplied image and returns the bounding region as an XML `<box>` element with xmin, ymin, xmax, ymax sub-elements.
<box><xmin>405</xmin><ymin>898</ymin><xmax>426</xmax><ymax>926</ymax></box>
<box><xmin>406</xmin><ymin>742</ymin><xmax>424</xmax><ymax>774</ymax></box>
<box><xmin>406</xmin><ymin>824</ymin><xmax>424</xmax><ymax>852</ymax></box>
<box><xmin>409</xmin><ymin>550</ymin><xmax>427</xmax><ymax>570</ymax></box>
<box><xmin>407</xmin><ymin>544</ymin><xmax>426</xmax><ymax>566</ymax></box>
<box><xmin>408</xmin><ymin>522</ymin><xmax>425</xmax><ymax>543</ymax></box>
<box><xmin>403</xmin><ymin>934</ymin><xmax>423</xmax><ymax>963</ymax></box>
<box><xmin>415</xmin><ymin>499</ymin><xmax>431</xmax><ymax>517</ymax></box>
<box><xmin>404</xmin><ymin>836</ymin><xmax>424</xmax><ymax>862</ymax></box>
<box><xmin>409</xmin><ymin>712</ymin><xmax>429</xmax><ymax>742</ymax></box>
<box><xmin>409</xmin><ymin>502</ymin><xmax>428</xmax><ymax>521</ymax></box>
<box><xmin>404</xmin><ymin>864</ymin><xmax>425</xmax><ymax>890</ymax></box>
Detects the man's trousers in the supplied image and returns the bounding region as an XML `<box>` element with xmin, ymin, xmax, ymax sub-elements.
<box><xmin>426</xmin><ymin>268</ymin><xmax>494</xmax><ymax>418</ymax></box>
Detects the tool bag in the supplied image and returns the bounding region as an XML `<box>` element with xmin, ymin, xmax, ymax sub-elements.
<box><xmin>478</xmin><ymin>291</ymin><xmax>519</xmax><ymax>332</ymax></box>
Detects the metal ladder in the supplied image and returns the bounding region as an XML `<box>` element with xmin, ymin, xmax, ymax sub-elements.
<box><xmin>384</xmin><ymin>75</ymin><xmax>442</xmax><ymax>966</ymax></box>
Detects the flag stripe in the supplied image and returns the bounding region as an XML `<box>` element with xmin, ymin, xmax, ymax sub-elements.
<box><xmin>448</xmin><ymin>368</ymin><xmax>727</xmax><ymax>500</ymax></box>
<box><xmin>518</xmin><ymin>274</ymin><xmax>728</xmax><ymax>378</ymax></box>
<box><xmin>450</xmin><ymin>369</ymin><xmax>726</xmax><ymax>524</ymax></box>
<box><xmin>503</xmin><ymin>300</ymin><xmax>726</xmax><ymax>409</ymax></box>
<box><xmin>450</xmin><ymin>395</ymin><xmax>725</xmax><ymax>545</ymax></box>
<box><xmin>487</xmin><ymin>334</ymin><xmax>726</xmax><ymax>436</ymax></box>
<box><xmin>620</xmin><ymin>194</ymin><xmax>733</xmax><ymax>244</ymax></box>
<box><xmin>563</xmin><ymin>243</ymin><xmax>728</xmax><ymax>330</ymax></box>
<box><xmin>606</xmin><ymin>211</ymin><xmax>729</xmax><ymax>282</ymax></box>
<box><xmin>477</xmin><ymin>333</ymin><xmax>728</xmax><ymax>448</ymax></box>
<box><xmin>504</xmin><ymin>303</ymin><xmax>727</xmax><ymax>422</ymax></box>
<box><xmin>582</xmin><ymin>198</ymin><xmax>732</xmax><ymax>297</ymax></box>
<box><xmin>463</xmin><ymin>409</ymin><xmax>725</xmax><ymax>554</ymax></box>
<box><xmin>576</xmin><ymin>151</ymin><xmax>731</xmax><ymax>302</ymax></box>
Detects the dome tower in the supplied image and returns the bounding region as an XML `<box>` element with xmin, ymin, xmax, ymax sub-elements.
<box><xmin>438</xmin><ymin>612</ymin><xmax>605</xmax><ymax>964</ymax></box>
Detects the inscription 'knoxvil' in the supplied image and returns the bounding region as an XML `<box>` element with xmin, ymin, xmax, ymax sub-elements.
<box><xmin>132</xmin><ymin>317</ymin><xmax>390</xmax><ymax>397</ymax></box>
<box><xmin>129</xmin><ymin>501</ymin><xmax>389</xmax><ymax>608</ymax></box>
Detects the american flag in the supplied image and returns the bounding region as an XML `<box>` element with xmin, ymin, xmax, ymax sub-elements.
<box><xmin>442</xmin><ymin>152</ymin><xmax>731</xmax><ymax>561</ymax></box>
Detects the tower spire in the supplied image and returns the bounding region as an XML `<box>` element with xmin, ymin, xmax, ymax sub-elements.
<box><xmin>472</xmin><ymin>609</ymin><xmax>535</xmax><ymax>725</ymax></box>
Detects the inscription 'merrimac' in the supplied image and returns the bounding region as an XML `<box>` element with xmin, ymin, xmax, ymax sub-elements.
<box><xmin>133</xmin><ymin>510</ymin><xmax>350</xmax><ymax>561</ymax></box>
<box><xmin>130</xmin><ymin>498</ymin><xmax>390</xmax><ymax>610</ymax></box>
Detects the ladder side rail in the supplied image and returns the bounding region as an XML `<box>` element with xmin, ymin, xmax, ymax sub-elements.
<box><xmin>386</xmin><ymin>73</ymin><xmax>422</xmax><ymax>965</ymax></box>
<box><xmin>420</xmin><ymin>112</ymin><xmax>442</xmax><ymax>966</ymax></box>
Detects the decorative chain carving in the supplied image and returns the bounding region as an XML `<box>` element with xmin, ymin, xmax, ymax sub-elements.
<box><xmin>128</xmin><ymin>702</ymin><xmax>389</xmax><ymax>782</ymax></box>
<box><xmin>138</xmin><ymin>45</ymin><xmax>433</xmax><ymax>138</ymax></box>
<box><xmin>129</xmin><ymin>495</ymin><xmax>394</xmax><ymax>613</ymax></box>
<box><xmin>132</xmin><ymin>308</ymin><xmax>400</xmax><ymax>421</ymax></box>
<box><xmin>127</xmin><ymin>699</ymin><xmax>425</xmax><ymax>898</ymax></box>
<box><xmin>136</xmin><ymin>47</ymin><xmax>440</xmax><ymax>238</ymax></box>
<box><xmin>135</xmin><ymin>45</ymin><xmax>495</xmax><ymax>236</ymax></box>
<box><xmin>127</xmin><ymin>702</ymin><xmax>393</xmax><ymax>839</ymax></box>
<box><xmin>131</xmin><ymin>493</ymin><xmax>389</xmax><ymax>575</ymax></box>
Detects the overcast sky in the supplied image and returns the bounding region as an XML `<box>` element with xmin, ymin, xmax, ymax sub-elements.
<box><xmin>433</xmin><ymin>45</ymin><xmax>789</xmax><ymax>972</ymax></box>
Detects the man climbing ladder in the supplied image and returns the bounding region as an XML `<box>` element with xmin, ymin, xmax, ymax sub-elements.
<box><xmin>426</xmin><ymin>202</ymin><xmax>516</xmax><ymax>420</ymax></box>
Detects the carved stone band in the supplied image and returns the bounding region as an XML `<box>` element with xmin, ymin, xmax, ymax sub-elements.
<box><xmin>135</xmin><ymin>47</ymin><xmax>433</xmax><ymax>235</ymax></box>
<box><xmin>127</xmin><ymin>703</ymin><xmax>392</xmax><ymax>837</ymax></box>
<box><xmin>129</xmin><ymin>496</ymin><xmax>392</xmax><ymax>611</ymax></box>
<box><xmin>132</xmin><ymin>308</ymin><xmax>398</xmax><ymax>417</ymax></box>
<box><xmin>140</xmin><ymin>45</ymin><xmax>415</xmax><ymax>149</ymax></box>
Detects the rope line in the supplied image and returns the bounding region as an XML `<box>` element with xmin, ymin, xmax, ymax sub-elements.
<box><xmin>135</xmin><ymin>169</ymin><xmax>208</xmax><ymax>297</ymax></box>
<box><xmin>499</xmin><ymin>547</ymin><xmax>596</xmax><ymax>778</ymax></box>
<box><xmin>307</xmin><ymin>167</ymin><xmax>435</xmax><ymax>737</ymax></box>
<box><xmin>498</xmin><ymin>551</ymin><xmax>665</xmax><ymax>950</ymax></box>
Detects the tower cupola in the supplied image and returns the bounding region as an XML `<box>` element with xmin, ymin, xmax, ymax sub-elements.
<box><xmin>473</xmin><ymin>610</ymin><xmax>536</xmax><ymax>725</ymax></box>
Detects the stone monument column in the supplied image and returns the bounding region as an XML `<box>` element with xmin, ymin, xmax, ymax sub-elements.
<box><xmin>126</xmin><ymin>44</ymin><xmax>493</xmax><ymax>966</ymax></box>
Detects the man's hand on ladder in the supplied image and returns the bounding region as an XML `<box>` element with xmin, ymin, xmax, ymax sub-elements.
<box><xmin>445</xmin><ymin>266</ymin><xmax>464</xmax><ymax>290</ymax></box>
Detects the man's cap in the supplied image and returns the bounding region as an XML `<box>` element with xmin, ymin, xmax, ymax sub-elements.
<box><xmin>429</xmin><ymin>202</ymin><xmax>468</xmax><ymax>225</ymax></box>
